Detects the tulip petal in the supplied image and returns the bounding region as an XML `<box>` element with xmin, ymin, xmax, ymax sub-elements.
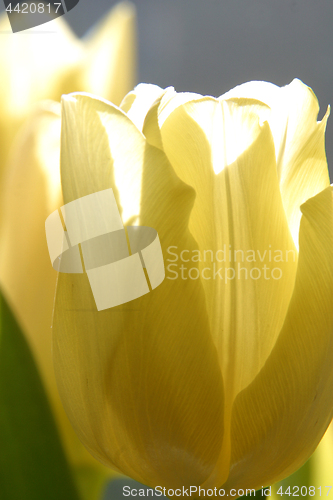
<box><xmin>220</xmin><ymin>79</ymin><xmax>330</xmax><ymax>245</ymax></box>
<box><xmin>0</xmin><ymin>13</ymin><xmax>81</xmax><ymax>173</ymax></box>
<box><xmin>119</xmin><ymin>84</ymin><xmax>202</xmax><ymax>138</ymax></box>
<box><xmin>61</xmin><ymin>92</ymin><xmax>144</xmax><ymax>224</ymax></box>
<box><xmin>0</xmin><ymin>13</ymin><xmax>80</xmax><ymax>119</ymax></box>
<box><xmin>81</xmin><ymin>2</ymin><xmax>136</xmax><ymax>105</ymax></box>
<box><xmin>0</xmin><ymin>102</ymin><xmax>62</xmax><ymax>391</ymax></box>
<box><xmin>160</xmin><ymin>97</ymin><xmax>297</xmax><ymax>401</ymax></box>
<box><xmin>0</xmin><ymin>102</ymin><xmax>111</xmax><ymax>496</ymax></box>
<box><xmin>158</xmin><ymin>89</ymin><xmax>204</xmax><ymax>127</ymax></box>
<box><xmin>226</xmin><ymin>186</ymin><xmax>333</xmax><ymax>491</ymax></box>
<box><xmin>119</xmin><ymin>84</ymin><xmax>202</xmax><ymax>150</ymax></box>
<box><xmin>120</xmin><ymin>83</ymin><xmax>167</xmax><ymax>132</ymax></box>
<box><xmin>279</xmin><ymin>103</ymin><xmax>330</xmax><ymax>247</ymax></box>
<box><xmin>142</xmin><ymin>94</ymin><xmax>165</xmax><ymax>150</ymax></box>
<box><xmin>54</xmin><ymin>94</ymin><xmax>225</xmax><ymax>488</ymax></box>
<box><xmin>160</xmin><ymin>98</ymin><xmax>299</xmax><ymax>488</ymax></box>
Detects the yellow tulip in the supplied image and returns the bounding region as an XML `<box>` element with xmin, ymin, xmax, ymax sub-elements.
<box><xmin>0</xmin><ymin>3</ymin><xmax>136</xmax><ymax>499</ymax></box>
<box><xmin>0</xmin><ymin>1</ymin><xmax>136</xmax><ymax>179</ymax></box>
<box><xmin>52</xmin><ymin>79</ymin><xmax>333</xmax><ymax>493</ymax></box>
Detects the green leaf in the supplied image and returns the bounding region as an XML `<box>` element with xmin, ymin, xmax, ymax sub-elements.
<box><xmin>0</xmin><ymin>290</ymin><xmax>81</xmax><ymax>500</ymax></box>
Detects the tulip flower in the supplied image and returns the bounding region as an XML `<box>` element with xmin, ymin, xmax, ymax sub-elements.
<box><xmin>52</xmin><ymin>79</ymin><xmax>333</xmax><ymax>493</ymax></box>
<box><xmin>0</xmin><ymin>1</ymin><xmax>136</xmax><ymax>180</ymax></box>
<box><xmin>0</xmin><ymin>3</ymin><xmax>136</xmax><ymax>498</ymax></box>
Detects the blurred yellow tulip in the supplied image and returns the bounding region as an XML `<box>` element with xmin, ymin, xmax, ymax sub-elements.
<box><xmin>53</xmin><ymin>79</ymin><xmax>333</xmax><ymax>493</ymax></box>
<box><xmin>0</xmin><ymin>3</ymin><xmax>136</xmax><ymax>499</ymax></box>
<box><xmin>0</xmin><ymin>1</ymin><xmax>136</xmax><ymax>180</ymax></box>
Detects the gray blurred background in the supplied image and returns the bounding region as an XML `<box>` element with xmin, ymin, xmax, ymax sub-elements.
<box><xmin>1</xmin><ymin>0</ymin><xmax>333</xmax><ymax>172</ymax></box>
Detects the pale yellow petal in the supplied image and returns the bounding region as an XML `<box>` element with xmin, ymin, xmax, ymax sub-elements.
<box><xmin>61</xmin><ymin>92</ymin><xmax>144</xmax><ymax>223</ymax></box>
<box><xmin>120</xmin><ymin>83</ymin><xmax>167</xmax><ymax>132</ymax></box>
<box><xmin>0</xmin><ymin>12</ymin><xmax>81</xmax><ymax>174</ymax></box>
<box><xmin>53</xmin><ymin>94</ymin><xmax>224</xmax><ymax>488</ymax></box>
<box><xmin>0</xmin><ymin>3</ymin><xmax>137</xmax><ymax>174</ymax></box>
<box><xmin>119</xmin><ymin>84</ymin><xmax>201</xmax><ymax>141</ymax></box>
<box><xmin>142</xmin><ymin>93</ymin><xmax>165</xmax><ymax>149</ymax></box>
<box><xmin>119</xmin><ymin>84</ymin><xmax>188</xmax><ymax>148</ymax></box>
<box><xmin>279</xmin><ymin>103</ymin><xmax>330</xmax><ymax>247</ymax></box>
<box><xmin>225</xmin><ymin>186</ymin><xmax>333</xmax><ymax>491</ymax></box>
<box><xmin>119</xmin><ymin>84</ymin><xmax>201</xmax><ymax>149</ymax></box>
<box><xmin>0</xmin><ymin>102</ymin><xmax>62</xmax><ymax>375</ymax></box>
<box><xmin>160</xmin><ymin>97</ymin><xmax>297</xmax><ymax>488</ymax></box>
<box><xmin>158</xmin><ymin>89</ymin><xmax>204</xmax><ymax>127</ymax></box>
<box><xmin>0</xmin><ymin>13</ymin><xmax>80</xmax><ymax>121</ymax></box>
<box><xmin>160</xmin><ymin>97</ymin><xmax>297</xmax><ymax>400</ymax></box>
<box><xmin>220</xmin><ymin>79</ymin><xmax>330</xmax><ymax>245</ymax></box>
<box><xmin>80</xmin><ymin>1</ymin><xmax>136</xmax><ymax>105</ymax></box>
<box><xmin>220</xmin><ymin>80</ymin><xmax>280</xmax><ymax>108</ymax></box>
